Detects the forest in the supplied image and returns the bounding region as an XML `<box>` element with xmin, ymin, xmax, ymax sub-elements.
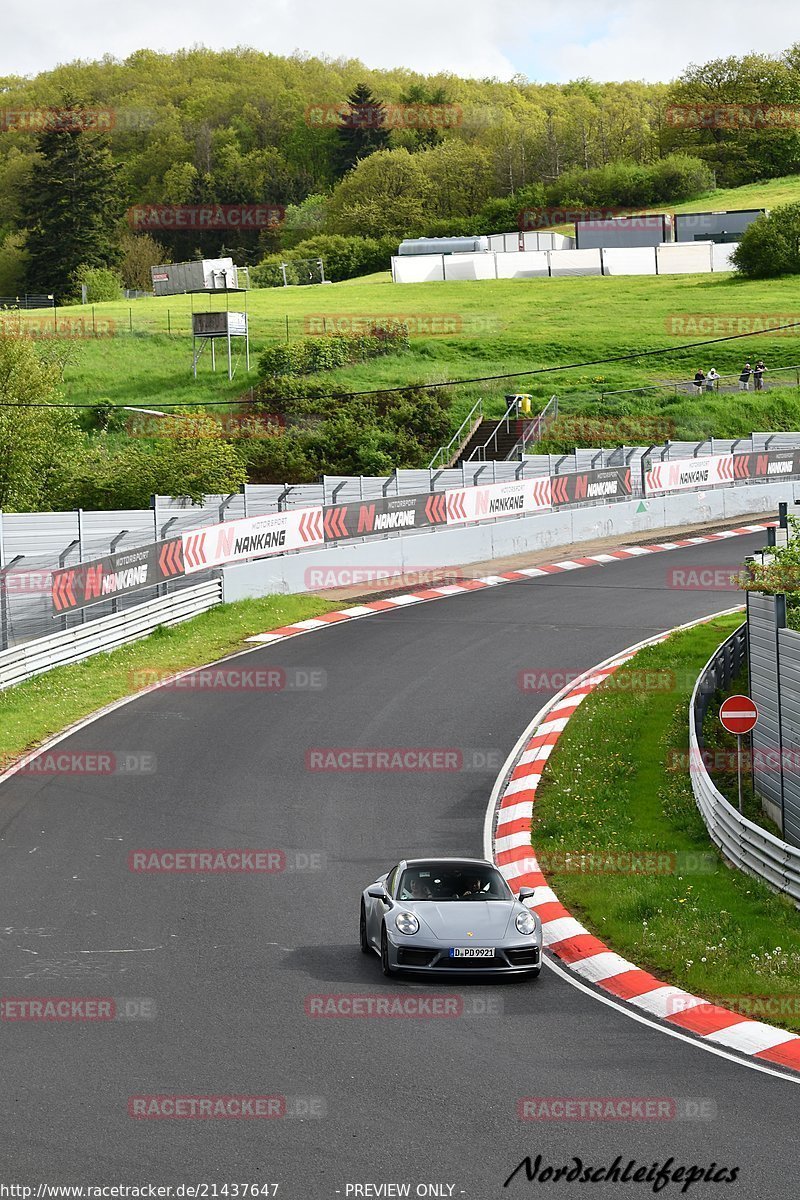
<box><xmin>3</xmin><ymin>44</ymin><xmax>800</xmax><ymax>295</ymax></box>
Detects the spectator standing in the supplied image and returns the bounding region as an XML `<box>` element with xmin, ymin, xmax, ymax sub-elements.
<box><xmin>739</xmin><ymin>362</ymin><xmax>752</xmax><ymax>392</ymax></box>
<box><xmin>754</xmin><ymin>360</ymin><xmax>766</xmax><ymax>391</ymax></box>
<box><xmin>706</xmin><ymin>367</ymin><xmax>719</xmax><ymax>392</ymax></box>
<box><xmin>693</xmin><ymin>368</ymin><xmax>706</xmax><ymax>394</ymax></box>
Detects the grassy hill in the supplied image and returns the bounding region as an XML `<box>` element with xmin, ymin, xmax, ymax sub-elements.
<box><xmin>25</xmin><ymin>268</ymin><xmax>800</xmax><ymax>427</ymax></box>
<box><xmin>9</xmin><ymin>171</ymin><xmax>800</xmax><ymax>446</ymax></box>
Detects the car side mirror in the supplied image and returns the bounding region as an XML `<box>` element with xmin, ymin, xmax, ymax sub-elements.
<box><xmin>518</xmin><ymin>887</ymin><xmax>536</xmax><ymax>901</ymax></box>
<box><xmin>368</xmin><ymin>886</ymin><xmax>393</xmax><ymax>907</ymax></box>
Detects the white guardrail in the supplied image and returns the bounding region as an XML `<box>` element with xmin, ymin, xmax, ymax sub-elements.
<box><xmin>0</xmin><ymin>579</ymin><xmax>222</xmax><ymax>690</ymax></box>
<box><xmin>689</xmin><ymin>625</ymin><xmax>800</xmax><ymax>903</ymax></box>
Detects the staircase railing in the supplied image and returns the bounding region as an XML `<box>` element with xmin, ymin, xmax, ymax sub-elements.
<box><xmin>466</xmin><ymin>397</ymin><xmax>521</xmax><ymax>462</ymax></box>
<box><xmin>427</xmin><ymin>398</ymin><xmax>484</xmax><ymax>470</ymax></box>
<box><xmin>508</xmin><ymin>395</ymin><xmax>559</xmax><ymax>460</ymax></box>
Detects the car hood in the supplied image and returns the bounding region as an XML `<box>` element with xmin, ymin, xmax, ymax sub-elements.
<box><xmin>406</xmin><ymin>901</ymin><xmax>517</xmax><ymax>941</ymax></box>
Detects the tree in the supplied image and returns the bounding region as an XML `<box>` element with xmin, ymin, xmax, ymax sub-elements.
<box><xmin>417</xmin><ymin>141</ymin><xmax>494</xmax><ymax>218</ymax></box>
<box><xmin>119</xmin><ymin>231</ymin><xmax>171</xmax><ymax>291</ymax></box>
<box><xmin>335</xmin><ymin>84</ymin><xmax>390</xmax><ymax>176</ymax></box>
<box><xmin>326</xmin><ymin>149</ymin><xmax>433</xmax><ymax>238</ymax></box>
<box><xmin>0</xmin><ymin>334</ymin><xmax>82</xmax><ymax>509</ymax></box>
<box><xmin>0</xmin><ymin>232</ymin><xmax>28</xmax><ymax>296</ymax></box>
<box><xmin>21</xmin><ymin>102</ymin><xmax>123</xmax><ymax>300</ymax></box>
<box><xmin>395</xmin><ymin>83</ymin><xmax>454</xmax><ymax>150</ymax></box>
<box><xmin>50</xmin><ymin>421</ymin><xmax>248</xmax><ymax>509</ymax></box>
<box><xmin>731</xmin><ymin>205</ymin><xmax>800</xmax><ymax>278</ymax></box>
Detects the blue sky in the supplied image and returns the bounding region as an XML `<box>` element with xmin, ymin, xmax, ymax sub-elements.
<box><xmin>1</xmin><ymin>1</ymin><xmax>797</xmax><ymax>82</ymax></box>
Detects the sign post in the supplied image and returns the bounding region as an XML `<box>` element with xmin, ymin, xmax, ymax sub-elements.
<box><xmin>719</xmin><ymin>695</ymin><xmax>759</xmax><ymax>814</ymax></box>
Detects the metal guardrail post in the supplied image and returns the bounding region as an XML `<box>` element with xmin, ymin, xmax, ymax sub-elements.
<box><xmin>109</xmin><ymin>530</ymin><xmax>129</xmax><ymax>613</ymax></box>
<box><xmin>58</xmin><ymin>539</ymin><xmax>80</xmax><ymax>633</ymax></box>
<box><xmin>218</xmin><ymin>494</ymin><xmax>237</xmax><ymax>522</ymax></box>
<box><xmin>0</xmin><ymin>554</ymin><xmax>23</xmax><ymax>652</ymax></box>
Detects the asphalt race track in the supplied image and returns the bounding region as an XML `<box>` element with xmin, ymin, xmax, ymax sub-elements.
<box><xmin>1</xmin><ymin>531</ymin><xmax>796</xmax><ymax>1198</ymax></box>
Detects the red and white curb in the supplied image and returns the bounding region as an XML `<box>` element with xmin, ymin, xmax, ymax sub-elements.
<box><xmin>0</xmin><ymin>523</ymin><xmax>769</xmax><ymax>787</ymax></box>
<box><xmin>485</xmin><ymin>611</ymin><xmax>800</xmax><ymax>1080</ymax></box>
<box><xmin>245</xmin><ymin>524</ymin><xmax>769</xmax><ymax>646</ymax></box>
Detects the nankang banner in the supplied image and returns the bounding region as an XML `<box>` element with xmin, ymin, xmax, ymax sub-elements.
<box><xmin>446</xmin><ymin>478</ymin><xmax>552</xmax><ymax>525</ymax></box>
<box><xmin>51</xmin><ymin>538</ymin><xmax>185</xmax><ymax>613</ymax></box>
<box><xmin>551</xmin><ymin>467</ymin><xmax>632</xmax><ymax>506</ymax></box>
<box><xmin>644</xmin><ymin>455</ymin><xmax>734</xmax><ymax>495</ymax></box>
<box><xmin>322</xmin><ymin>492</ymin><xmax>447</xmax><ymax>542</ymax></box>
<box><xmin>182</xmin><ymin>508</ymin><xmax>324</xmax><ymax>574</ymax></box>
<box><xmin>730</xmin><ymin>449</ymin><xmax>800</xmax><ymax>483</ymax></box>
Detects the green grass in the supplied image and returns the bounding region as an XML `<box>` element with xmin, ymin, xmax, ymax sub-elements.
<box><xmin>30</xmin><ymin>272</ymin><xmax>800</xmax><ymax>426</ymax></box>
<box><xmin>0</xmin><ymin>592</ymin><xmax>333</xmax><ymax>763</ymax></box>
<box><xmin>12</xmin><ymin>172</ymin><xmax>800</xmax><ymax>441</ymax></box>
<box><xmin>533</xmin><ymin>614</ymin><xmax>800</xmax><ymax>1031</ymax></box>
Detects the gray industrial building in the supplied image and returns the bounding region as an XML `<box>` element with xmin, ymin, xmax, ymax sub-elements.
<box><xmin>574</xmin><ymin>213</ymin><xmax>674</xmax><ymax>250</ymax></box>
<box><xmin>398</xmin><ymin>236</ymin><xmax>490</xmax><ymax>256</ymax></box>
<box><xmin>673</xmin><ymin>209</ymin><xmax>766</xmax><ymax>243</ymax></box>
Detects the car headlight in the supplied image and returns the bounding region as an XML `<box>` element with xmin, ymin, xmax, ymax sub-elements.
<box><xmin>395</xmin><ymin>911</ymin><xmax>420</xmax><ymax>936</ymax></box>
<box><xmin>515</xmin><ymin>910</ymin><xmax>538</xmax><ymax>936</ymax></box>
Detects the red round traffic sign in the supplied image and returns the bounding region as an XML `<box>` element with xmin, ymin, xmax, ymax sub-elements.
<box><xmin>719</xmin><ymin>695</ymin><xmax>758</xmax><ymax>736</ymax></box>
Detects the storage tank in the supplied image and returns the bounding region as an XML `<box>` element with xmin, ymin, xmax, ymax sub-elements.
<box><xmin>574</xmin><ymin>214</ymin><xmax>673</xmax><ymax>250</ymax></box>
<box><xmin>398</xmin><ymin>236</ymin><xmax>490</xmax><ymax>256</ymax></box>
<box><xmin>674</xmin><ymin>209</ymin><xmax>766</xmax><ymax>243</ymax></box>
<box><xmin>151</xmin><ymin>258</ymin><xmax>239</xmax><ymax>295</ymax></box>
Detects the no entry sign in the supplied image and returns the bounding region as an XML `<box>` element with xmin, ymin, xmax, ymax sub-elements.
<box><xmin>719</xmin><ymin>695</ymin><xmax>759</xmax><ymax>736</ymax></box>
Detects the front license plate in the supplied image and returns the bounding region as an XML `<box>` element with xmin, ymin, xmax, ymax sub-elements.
<box><xmin>449</xmin><ymin>947</ymin><xmax>495</xmax><ymax>958</ymax></box>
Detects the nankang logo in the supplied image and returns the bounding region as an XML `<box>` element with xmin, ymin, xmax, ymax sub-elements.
<box><xmin>374</xmin><ymin>510</ymin><xmax>415</xmax><ymax>530</ymax></box>
<box><xmin>101</xmin><ymin>565</ymin><xmax>149</xmax><ymax>595</ymax></box>
<box><xmin>587</xmin><ymin>481</ymin><xmax>618</xmax><ymax>497</ymax></box>
<box><xmin>489</xmin><ymin>495</ymin><xmax>525</xmax><ymax>514</ymax></box>
<box><xmin>234</xmin><ymin>530</ymin><xmax>286</xmax><ymax>553</ymax></box>
<box><xmin>677</xmin><ymin>467</ymin><xmax>709</xmax><ymax>486</ymax></box>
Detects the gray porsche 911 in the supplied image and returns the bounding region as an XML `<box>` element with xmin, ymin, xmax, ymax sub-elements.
<box><xmin>359</xmin><ymin>857</ymin><xmax>542</xmax><ymax>977</ymax></box>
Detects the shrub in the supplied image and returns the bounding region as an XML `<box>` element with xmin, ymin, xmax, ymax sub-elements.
<box><xmin>251</xmin><ymin>233</ymin><xmax>396</xmax><ymax>287</ymax></box>
<box><xmin>546</xmin><ymin>154</ymin><xmax>713</xmax><ymax>210</ymax></box>
<box><xmin>72</xmin><ymin>264</ymin><xmax>123</xmax><ymax>303</ymax></box>
<box><xmin>257</xmin><ymin>322</ymin><xmax>408</xmax><ymax>378</ymax></box>
<box><xmin>731</xmin><ymin>204</ymin><xmax>800</xmax><ymax>279</ymax></box>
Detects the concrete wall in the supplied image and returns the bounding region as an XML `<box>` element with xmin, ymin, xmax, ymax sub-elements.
<box><xmin>221</xmin><ymin>480</ymin><xmax>798</xmax><ymax>602</ymax></box>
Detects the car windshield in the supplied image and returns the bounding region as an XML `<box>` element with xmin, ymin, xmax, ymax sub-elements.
<box><xmin>397</xmin><ymin>864</ymin><xmax>511</xmax><ymax>901</ymax></box>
